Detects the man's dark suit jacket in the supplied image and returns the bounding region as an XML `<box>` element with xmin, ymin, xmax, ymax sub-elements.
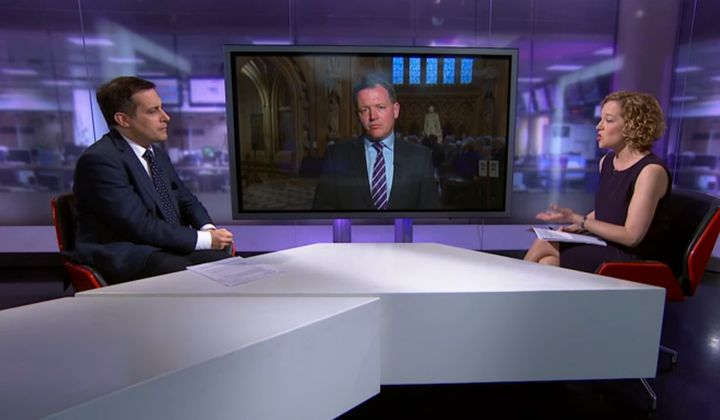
<box><xmin>313</xmin><ymin>137</ymin><xmax>440</xmax><ymax>210</ymax></box>
<box><xmin>72</xmin><ymin>130</ymin><xmax>214</xmax><ymax>283</ymax></box>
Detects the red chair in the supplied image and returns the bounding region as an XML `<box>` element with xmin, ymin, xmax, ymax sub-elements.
<box><xmin>596</xmin><ymin>188</ymin><xmax>720</xmax><ymax>410</ymax></box>
<box><xmin>597</xmin><ymin>188</ymin><xmax>720</xmax><ymax>300</ymax></box>
<box><xmin>51</xmin><ymin>193</ymin><xmax>107</xmax><ymax>292</ymax></box>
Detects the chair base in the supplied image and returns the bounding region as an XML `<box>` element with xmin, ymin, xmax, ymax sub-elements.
<box><xmin>640</xmin><ymin>345</ymin><xmax>679</xmax><ymax>412</ymax></box>
<box><xmin>640</xmin><ymin>378</ymin><xmax>657</xmax><ymax>411</ymax></box>
<box><xmin>660</xmin><ymin>345</ymin><xmax>678</xmax><ymax>365</ymax></box>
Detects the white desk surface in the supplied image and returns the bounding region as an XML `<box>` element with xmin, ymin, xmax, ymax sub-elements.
<box><xmin>79</xmin><ymin>243</ymin><xmax>665</xmax><ymax>384</ymax></box>
<box><xmin>0</xmin><ymin>296</ymin><xmax>380</xmax><ymax>420</ymax></box>
<box><xmin>79</xmin><ymin>242</ymin><xmax>666</xmax><ymax>296</ymax></box>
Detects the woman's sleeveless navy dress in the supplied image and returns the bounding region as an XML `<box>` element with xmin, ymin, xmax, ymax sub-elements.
<box><xmin>560</xmin><ymin>152</ymin><xmax>672</xmax><ymax>273</ymax></box>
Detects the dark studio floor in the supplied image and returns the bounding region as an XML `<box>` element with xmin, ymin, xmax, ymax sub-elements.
<box><xmin>2</xmin><ymin>251</ymin><xmax>719</xmax><ymax>420</ymax></box>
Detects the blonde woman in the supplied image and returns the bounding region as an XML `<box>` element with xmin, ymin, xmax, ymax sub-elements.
<box><xmin>524</xmin><ymin>91</ymin><xmax>671</xmax><ymax>272</ymax></box>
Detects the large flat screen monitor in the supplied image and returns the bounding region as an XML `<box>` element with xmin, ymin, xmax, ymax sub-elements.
<box><xmin>224</xmin><ymin>45</ymin><xmax>517</xmax><ymax>219</ymax></box>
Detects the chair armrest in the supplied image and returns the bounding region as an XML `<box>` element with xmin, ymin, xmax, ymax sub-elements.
<box><xmin>64</xmin><ymin>261</ymin><xmax>107</xmax><ymax>292</ymax></box>
<box><xmin>596</xmin><ymin>261</ymin><xmax>685</xmax><ymax>301</ymax></box>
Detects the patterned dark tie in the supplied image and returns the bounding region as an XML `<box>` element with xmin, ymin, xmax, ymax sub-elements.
<box><xmin>143</xmin><ymin>149</ymin><xmax>180</xmax><ymax>225</ymax></box>
<box><xmin>370</xmin><ymin>142</ymin><xmax>388</xmax><ymax>210</ymax></box>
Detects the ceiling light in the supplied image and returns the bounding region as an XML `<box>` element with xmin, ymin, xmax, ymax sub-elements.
<box><xmin>671</xmin><ymin>95</ymin><xmax>697</xmax><ymax>101</ymax></box>
<box><xmin>108</xmin><ymin>57</ymin><xmax>146</xmax><ymax>64</ymax></box>
<box><xmin>41</xmin><ymin>79</ymin><xmax>73</xmax><ymax>86</ymax></box>
<box><xmin>1</xmin><ymin>68</ymin><xmax>38</xmax><ymax>76</ymax></box>
<box><xmin>518</xmin><ymin>77</ymin><xmax>544</xmax><ymax>83</ymax></box>
<box><xmin>546</xmin><ymin>64</ymin><xmax>583</xmax><ymax>72</ymax></box>
<box><xmin>593</xmin><ymin>47</ymin><xmax>614</xmax><ymax>56</ymax></box>
<box><xmin>675</xmin><ymin>65</ymin><xmax>702</xmax><ymax>73</ymax></box>
<box><xmin>429</xmin><ymin>40</ymin><xmax>470</xmax><ymax>47</ymax></box>
<box><xmin>67</xmin><ymin>36</ymin><xmax>114</xmax><ymax>47</ymax></box>
<box><xmin>251</xmin><ymin>39</ymin><xmax>292</xmax><ymax>45</ymax></box>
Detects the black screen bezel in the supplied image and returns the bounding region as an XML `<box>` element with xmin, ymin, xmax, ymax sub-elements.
<box><xmin>224</xmin><ymin>44</ymin><xmax>518</xmax><ymax>220</ymax></box>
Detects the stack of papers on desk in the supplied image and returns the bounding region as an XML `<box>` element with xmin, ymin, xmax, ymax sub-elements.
<box><xmin>532</xmin><ymin>227</ymin><xmax>607</xmax><ymax>246</ymax></box>
<box><xmin>188</xmin><ymin>256</ymin><xmax>281</xmax><ymax>287</ymax></box>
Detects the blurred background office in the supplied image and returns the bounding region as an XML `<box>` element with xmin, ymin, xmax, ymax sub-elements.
<box><xmin>0</xmin><ymin>0</ymin><xmax>717</xmax><ymax>227</ymax></box>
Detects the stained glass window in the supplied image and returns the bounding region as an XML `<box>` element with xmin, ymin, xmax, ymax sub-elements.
<box><xmin>409</xmin><ymin>57</ymin><xmax>421</xmax><ymax>85</ymax></box>
<box><xmin>392</xmin><ymin>57</ymin><xmax>404</xmax><ymax>85</ymax></box>
<box><xmin>426</xmin><ymin>58</ymin><xmax>438</xmax><ymax>84</ymax></box>
<box><xmin>443</xmin><ymin>58</ymin><xmax>455</xmax><ymax>84</ymax></box>
<box><xmin>460</xmin><ymin>58</ymin><xmax>473</xmax><ymax>84</ymax></box>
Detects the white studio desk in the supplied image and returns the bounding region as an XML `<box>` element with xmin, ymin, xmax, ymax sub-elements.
<box><xmin>0</xmin><ymin>296</ymin><xmax>380</xmax><ymax>420</ymax></box>
<box><xmin>79</xmin><ymin>242</ymin><xmax>666</xmax><ymax>385</ymax></box>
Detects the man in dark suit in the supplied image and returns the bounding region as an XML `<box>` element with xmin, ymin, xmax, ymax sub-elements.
<box><xmin>72</xmin><ymin>76</ymin><xmax>233</xmax><ymax>284</ymax></box>
<box><xmin>313</xmin><ymin>74</ymin><xmax>439</xmax><ymax>210</ymax></box>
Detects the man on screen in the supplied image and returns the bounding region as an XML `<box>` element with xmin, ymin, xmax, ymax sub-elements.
<box><xmin>72</xmin><ymin>76</ymin><xmax>233</xmax><ymax>284</ymax></box>
<box><xmin>313</xmin><ymin>74</ymin><xmax>439</xmax><ymax>210</ymax></box>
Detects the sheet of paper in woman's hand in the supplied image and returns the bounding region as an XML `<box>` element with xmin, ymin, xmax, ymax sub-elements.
<box><xmin>532</xmin><ymin>227</ymin><xmax>607</xmax><ymax>246</ymax></box>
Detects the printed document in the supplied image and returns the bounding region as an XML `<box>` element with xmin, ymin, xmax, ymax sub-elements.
<box><xmin>532</xmin><ymin>227</ymin><xmax>607</xmax><ymax>246</ymax></box>
<box><xmin>188</xmin><ymin>256</ymin><xmax>281</xmax><ymax>287</ymax></box>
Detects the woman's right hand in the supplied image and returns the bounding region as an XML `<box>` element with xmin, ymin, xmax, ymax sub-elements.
<box><xmin>536</xmin><ymin>204</ymin><xmax>579</xmax><ymax>224</ymax></box>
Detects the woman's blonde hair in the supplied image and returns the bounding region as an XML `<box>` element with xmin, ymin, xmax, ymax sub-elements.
<box><xmin>601</xmin><ymin>91</ymin><xmax>666</xmax><ymax>152</ymax></box>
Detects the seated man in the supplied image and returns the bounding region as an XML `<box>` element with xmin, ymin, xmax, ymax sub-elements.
<box><xmin>72</xmin><ymin>76</ymin><xmax>233</xmax><ymax>284</ymax></box>
<box><xmin>313</xmin><ymin>74</ymin><xmax>439</xmax><ymax>210</ymax></box>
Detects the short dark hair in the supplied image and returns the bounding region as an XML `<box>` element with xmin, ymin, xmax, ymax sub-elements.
<box><xmin>96</xmin><ymin>76</ymin><xmax>156</xmax><ymax>127</ymax></box>
<box><xmin>352</xmin><ymin>73</ymin><xmax>397</xmax><ymax>107</ymax></box>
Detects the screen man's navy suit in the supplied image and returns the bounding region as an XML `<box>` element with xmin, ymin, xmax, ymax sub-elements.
<box><xmin>72</xmin><ymin>130</ymin><xmax>214</xmax><ymax>283</ymax></box>
<box><xmin>312</xmin><ymin>137</ymin><xmax>439</xmax><ymax>210</ymax></box>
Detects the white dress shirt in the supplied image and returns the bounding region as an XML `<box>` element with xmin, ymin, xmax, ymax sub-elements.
<box><xmin>122</xmin><ymin>136</ymin><xmax>213</xmax><ymax>250</ymax></box>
